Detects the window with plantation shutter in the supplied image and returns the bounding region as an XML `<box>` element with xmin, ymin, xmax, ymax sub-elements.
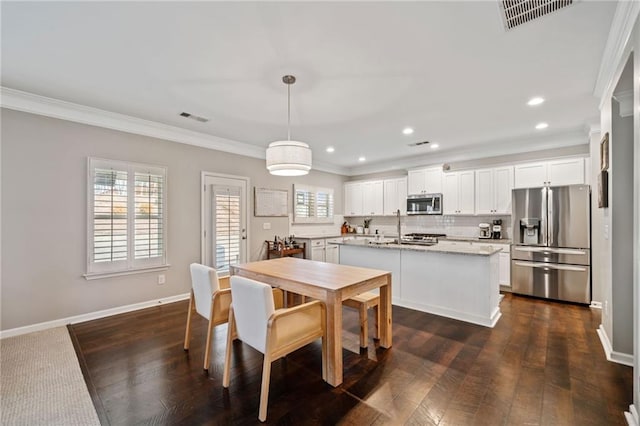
<box><xmin>213</xmin><ymin>185</ymin><xmax>241</xmax><ymax>273</ymax></box>
<box><xmin>86</xmin><ymin>158</ymin><xmax>168</xmax><ymax>279</ymax></box>
<box><xmin>293</xmin><ymin>184</ymin><xmax>334</xmax><ymax>223</ymax></box>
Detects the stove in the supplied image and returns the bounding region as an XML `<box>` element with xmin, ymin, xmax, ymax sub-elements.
<box><xmin>400</xmin><ymin>233</ymin><xmax>446</xmax><ymax>246</ymax></box>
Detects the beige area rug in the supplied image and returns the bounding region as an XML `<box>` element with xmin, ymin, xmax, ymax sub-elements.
<box><xmin>0</xmin><ymin>327</ymin><xmax>101</xmax><ymax>425</ymax></box>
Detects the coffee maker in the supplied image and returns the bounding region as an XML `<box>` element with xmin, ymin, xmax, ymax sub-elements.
<box><xmin>492</xmin><ymin>219</ymin><xmax>502</xmax><ymax>239</ymax></box>
<box><xmin>479</xmin><ymin>223</ymin><xmax>491</xmax><ymax>239</ymax></box>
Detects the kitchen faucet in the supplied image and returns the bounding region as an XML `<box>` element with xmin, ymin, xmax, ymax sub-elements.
<box><xmin>396</xmin><ymin>209</ymin><xmax>401</xmax><ymax>243</ymax></box>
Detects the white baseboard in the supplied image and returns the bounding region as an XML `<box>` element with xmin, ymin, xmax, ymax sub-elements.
<box><xmin>394</xmin><ymin>299</ymin><xmax>502</xmax><ymax>328</ymax></box>
<box><xmin>596</xmin><ymin>324</ymin><xmax>634</xmax><ymax>367</ymax></box>
<box><xmin>590</xmin><ymin>301</ymin><xmax>602</xmax><ymax>309</ymax></box>
<box><xmin>0</xmin><ymin>293</ymin><xmax>190</xmax><ymax>339</ymax></box>
<box><xmin>626</xmin><ymin>404</ymin><xmax>638</xmax><ymax>426</ymax></box>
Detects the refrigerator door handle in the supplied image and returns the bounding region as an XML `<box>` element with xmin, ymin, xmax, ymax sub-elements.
<box><xmin>513</xmin><ymin>246</ymin><xmax>588</xmax><ymax>256</ymax></box>
<box><xmin>541</xmin><ymin>187</ymin><xmax>548</xmax><ymax>246</ymax></box>
<box><xmin>514</xmin><ymin>261</ymin><xmax>588</xmax><ymax>272</ymax></box>
<box><xmin>547</xmin><ymin>187</ymin><xmax>554</xmax><ymax>246</ymax></box>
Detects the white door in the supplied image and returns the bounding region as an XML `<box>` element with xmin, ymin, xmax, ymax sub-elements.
<box><xmin>475</xmin><ymin>168</ymin><xmax>494</xmax><ymax>215</ymax></box>
<box><xmin>547</xmin><ymin>158</ymin><xmax>584</xmax><ymax>186</ymax></box>
<box><xmin>458</xmin><ymin>171</ymin><xmax>475</xmax><ymax>214</ymax></box>
<box><xmin>424</xmin><ymin>167</ymin><xmax>443</xmax><ymax>194</ymax></box>
<box><xmin>407</xmin><ymin>169</ymin><xmax>426</xmax><ymax>195</ymax></box>
<box><xmin>443</xmin><ymin>173</ymin><xmax>459</xmax><ymax>215</ymax></box>
<box><xmin>494</xmin><ymin>166</ymin><xmax>514</xmax><ymax>214</ymax></box>
<box><xmin>514</xmin><ymin>162</ymin><xmax>547</xmax><ymax>188</ymax></box>
<box><xmin>202</xmin><ymin>173</ymin><xmax>249</xmax><ymax>274</ymax></box>
<box><xmin>344</xmin><ymin>182</ymin><xmax>363</xmax><ymax>216</ymax></box>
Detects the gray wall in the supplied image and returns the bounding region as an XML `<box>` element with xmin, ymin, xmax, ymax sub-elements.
<box><xmin>0</xmin><ymin>109</ymin><xmax>345</xmax><ymax>331</ymax></box>
<box><xmin>610</xmin><ymin>98</ymin><xmax>634</xmax><ymax>355</ymax></box>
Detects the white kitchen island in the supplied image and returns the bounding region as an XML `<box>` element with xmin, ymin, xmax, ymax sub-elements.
<box><xmin>334</xmin><ymin>240</ymin><xmax>502</xmax><ymax>327</ymax></box>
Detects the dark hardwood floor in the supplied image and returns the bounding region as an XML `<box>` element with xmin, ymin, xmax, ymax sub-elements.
<box><xmin>69</xmin><ymin>293</ymin><xmax>633</xmax><ymax>425</ymax></box>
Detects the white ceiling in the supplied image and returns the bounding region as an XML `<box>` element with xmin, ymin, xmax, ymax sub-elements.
<box><xmin>1</xmin><ymin>1</ymin><xmax>616</xmax><ymax>175</ymax></box>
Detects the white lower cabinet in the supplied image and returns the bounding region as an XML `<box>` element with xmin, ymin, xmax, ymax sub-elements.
<box><xmin>297</xmin><ymin>237</ymin><xmax>341</xmax><ymax>263</ymax></box>
<box><xmin>477</xmin><ymin>242</ymin><xmax>510</xmax><ymax>287</ymax></box>
<box><xmin>325</xmin><ymin>243</ymin><xmax>339</xmax><ymax>264</ymax></box>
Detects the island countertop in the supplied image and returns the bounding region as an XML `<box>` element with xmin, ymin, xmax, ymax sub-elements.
<box><xmin>329</xmin><ymin>239</ymin><xmax>502</xmax><ymax>256</ymax></box>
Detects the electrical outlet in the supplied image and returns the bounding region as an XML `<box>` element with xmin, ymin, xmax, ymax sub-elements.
<box><xmin>604</xmin><ymin>300</ymin><xmax>608</xmax><ymax>315</ymax></box>
<box><xmin>263</xmin><ymin>222</ymin><xmax>271</xmax><ymax>230</ymax></box>
<box><xmin>158</xmin><ymin>274</ymin><xmax>166</xmax><ymax>285</ymax></box>
<box><xmin>603</xmin><ymin>224</ymin><xmax>609</xmax><ymax>240</ymax></box>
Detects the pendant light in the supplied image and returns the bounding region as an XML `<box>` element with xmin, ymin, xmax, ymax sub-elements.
<box><xmin>266</xmin><ymin>75</ymin><xmax>312</xmax><ymax>176</ymax></box>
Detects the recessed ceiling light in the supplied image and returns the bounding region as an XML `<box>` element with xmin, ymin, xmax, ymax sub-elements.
<box><xmin>430</xmin><ymin>144</ymin><xmax>439</xmax><ymax>149</ymax></box>
<box><xmin>326</xmin><ymin>146</ymin><xmax>335</xmax><ymax>153</ymax></box>
<box><xmin>402</xmin><ymin>127</ymin><xmax>414</xmax><ymax>135</ymax></box>
<box><xmin>358</xmin><ymin>156</ymin><xmax>366</xmax><ymax>162</ymax></box>
<box><xmin>527</xmin><ymin>97</ymin><xmax>545</xmax><ymax>106</ymax></box>
<box><xmin>535</xmin><ymin>122</ymin><xmax>549</xmax><ymax>130</ymax></box>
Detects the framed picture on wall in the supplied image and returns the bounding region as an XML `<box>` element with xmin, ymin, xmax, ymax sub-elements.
<box><xmin>598</xmin><ymin>171</ymin><xmax>608</xmax><ymax>208</ymax></box>
<box><xmin>600</xmin><ymin>132</ymin><xmax>609</xmax><ymax>171</ymax></box>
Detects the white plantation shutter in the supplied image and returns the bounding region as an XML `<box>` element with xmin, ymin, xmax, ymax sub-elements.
<box><xmin>316</xmin><ymin>190</ymin><xmax>334</xmax><ymax>219</ymax></box>
<box><xmin>293</xmin><ymin>185</ymin><xmax>334</xmax><ymax>223</ymax></box>
<box><xmin>134</xmin><ymin>172</ymin><xmax>164</xmax><ymax>260</ymax></box>
<box><xmin>87</xmin><ymin>158</ymin><xmax>167</xmax><ymax>277</ymax></box>
<box><xmin>213</xmin><ymin>185</ymin><xmax>241</xmax><ymax>273</ymax></box>
<box><xmin>93</xmin><ymin>167</ymin><xmax>128</xmax><ymax>266</ymax></box>
<box><xmin>295</xmin><ymin>188</ymin><xmax>315</xmax><ymax>219</ymax></box>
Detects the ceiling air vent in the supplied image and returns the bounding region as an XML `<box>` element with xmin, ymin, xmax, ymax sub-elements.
<box><xmin>499</xmin><ymin>0</ymin><xmax>575</xmax><ymax>30</ymax></box>
<box><xmin>408</xmin><ymin>141</ymin><xmax>430</xmax><ymax>147</ymax></box>
<box><xmin>179</xmin><ymin>112</ymin><xmax>209</xmax><ymax>123</ymax></box>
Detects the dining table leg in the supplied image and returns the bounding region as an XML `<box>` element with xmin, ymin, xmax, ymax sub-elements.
<box><xmin>378</xmin><ymin>277</ymin><xmax>392</xmax><ymax>348</ymax></box>
<box><xmin>324</xmin><ymin>291</ymin><xmax>343</xmax><ymax>387</ymax></box>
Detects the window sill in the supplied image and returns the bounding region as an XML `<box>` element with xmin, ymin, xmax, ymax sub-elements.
<box><xmin>84</xmin><ymin>265</ymin><xmax>170</xmax><ymax>281</ymax></box>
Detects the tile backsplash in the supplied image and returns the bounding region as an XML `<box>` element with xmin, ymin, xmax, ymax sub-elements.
<box><xmin>345</xmin><ymin>215</ymin><xmax>511</xmax><ymax>239</ymax></box>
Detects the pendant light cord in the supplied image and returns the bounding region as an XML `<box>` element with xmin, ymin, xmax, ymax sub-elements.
<box><xmin>287</xmin><ymin>83</ymin><xmax>291</xmax><ymax>141</ymax></box>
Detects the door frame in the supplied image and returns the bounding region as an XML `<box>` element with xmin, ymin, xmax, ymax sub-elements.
<box><xmin>200</xmin><ymin>171</ymin><xmax>250</xmax><ymax>270</ymax></box>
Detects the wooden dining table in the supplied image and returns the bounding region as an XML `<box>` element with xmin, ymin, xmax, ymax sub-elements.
<box><xmin>230</xmin><ymin>256</ymin><xmax>392</xmax><ymax>387</ymax></box>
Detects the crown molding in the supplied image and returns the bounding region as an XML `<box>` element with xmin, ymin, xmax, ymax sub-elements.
<box><xmin>613</xmin><ymin>89</ymin><xmax>634</xmax><ymax>117</ymax></box>
<box><xmin>593</xmin><ymin>1</ymin><xmax>640</xmax><ymax>103</ymax></box>
<box><xmin>346</xmin><ymin>127</ymin><xmax>589</xmax><ymax>176</ymax></box>
<box><xmin>0</xmin><ymin>87</ymin><xmax>349</xmax><ymax>176</ymax></box>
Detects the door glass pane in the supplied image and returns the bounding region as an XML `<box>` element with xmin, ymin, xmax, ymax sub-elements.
<box><xmin>213</xmin><ymin>186</ymin><xmax>241</xmax><ymax>273</ymax></box>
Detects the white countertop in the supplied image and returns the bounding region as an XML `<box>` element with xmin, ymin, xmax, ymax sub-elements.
<box><xmin>331</xmin><ymin>239</ymin><xmax>502</xmax><ymax>256</ymax></box>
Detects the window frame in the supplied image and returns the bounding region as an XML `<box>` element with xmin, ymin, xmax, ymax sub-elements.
<box><xmin>85</xmin><ymin>157</ymin><xmax>169</xmax><ymax>280</ymax></box>
<box><xmin>293</xmin><ymin>184</ymin><xmax>334</xmax><ymax>223</ymax></box>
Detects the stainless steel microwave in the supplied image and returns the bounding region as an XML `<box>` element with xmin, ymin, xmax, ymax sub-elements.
<box><xmin>407</xmin><ymin>193</ymin><xmax>443</xmax><ymax>215</ymax></box>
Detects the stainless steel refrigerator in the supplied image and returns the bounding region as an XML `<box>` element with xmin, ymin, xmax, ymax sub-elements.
<box><xmin>511</xmin><ymin>184</ymin><xmax>591</xmax><ymax>304</ymax></box>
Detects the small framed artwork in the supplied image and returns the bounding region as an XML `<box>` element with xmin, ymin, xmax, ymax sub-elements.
<box><xmin>598</xmin><ymin>171</ymin><xmax>608</xmax><ymax>208</ymax></box>
<box><xmin>600</xmin><ymin>132</ymin><xmax>609</xmax><ymax>171</ymax></box>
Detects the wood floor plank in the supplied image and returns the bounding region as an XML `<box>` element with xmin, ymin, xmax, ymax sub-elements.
<box><xmin>69</xmin><ymin>293</ymin><xmax>634</xmax><ymax>425</ymax></box>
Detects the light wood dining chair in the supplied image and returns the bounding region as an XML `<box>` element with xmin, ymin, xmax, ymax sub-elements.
<box><xmin>223</xmin><ymin>276</ymin><xmax>326</xmax><ymax>422</ymax></box>
<box><xmin>183</xmin><ymin>263</ymin><xmax>231</xmax><ymax>370</ymax></box>
<box><xmin>343</xmin><ymin>292</ymin><xmax>380</xmax><ymax>348</ymax></box>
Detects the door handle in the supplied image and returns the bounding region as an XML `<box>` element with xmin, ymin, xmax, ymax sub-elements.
<box><xmin>513</xmin><ymin>247</ymin><xmax>587</xmax><ymax>255</ymax></box>
<box><xmin>514</xmin><ymin>261</ymin><xmax>587</xmax><ymax>272</ymax></box>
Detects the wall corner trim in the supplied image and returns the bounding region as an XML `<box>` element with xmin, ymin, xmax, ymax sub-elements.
<box><xmin>0</xmin><ymin>293</ymin><xmax>190</xmax><ymax>339</ymax></box>
<box><xmin>594</xmin><ymin>1</ymin><xmax>640</xmax><ymax>101</ymax></box>
<box><xmin>596</xmin><ymin>324</ymin><xmax>634</xmax><ymax>367</ymax></box>
<box><xmin>625</xmin><ymin>405</ymin><xmax>639</xmax><ymax>426</ymax></box>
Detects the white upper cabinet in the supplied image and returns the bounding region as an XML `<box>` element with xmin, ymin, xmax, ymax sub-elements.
<box><xmin>475</xmin><ymin>166</ymin><xmax>514</xmax><ymax>215</ymax></box>
<box><xmin>407</xmin><ymin>167</ymin><xmax>442</xmax><ymax>195</ymax></box>
<box><xmin>383</xmin><ymin>177</ymin><xmax>408</xmax><ymax>215</ymax></box>
<box><xmin>344</xmin><ymin>182</ymin><xmax>363</xmax><ymax>216</ymax></box>
<box><xmin>514</xmin><ymin>157</ymin><xmax>585</xmax><ymax>188</ymax></box>
<box><xmin>547</xmin><ymin>158</ymin><xmax>585</xmax><ymax>186</ymax></box>
<box><xmin>407</xmin><ymin>169</ymin><xmax>426</xmax><ymax>195</ymax></box>
<box><xmin>443</xmin><ymin>170</ymin><xmax>475</xmax><ymax>215</ymax></box>
<box><xmin>362</xmin><ymin>180</ymin><xmax>384</xmax><ymax>216</ymax></box>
